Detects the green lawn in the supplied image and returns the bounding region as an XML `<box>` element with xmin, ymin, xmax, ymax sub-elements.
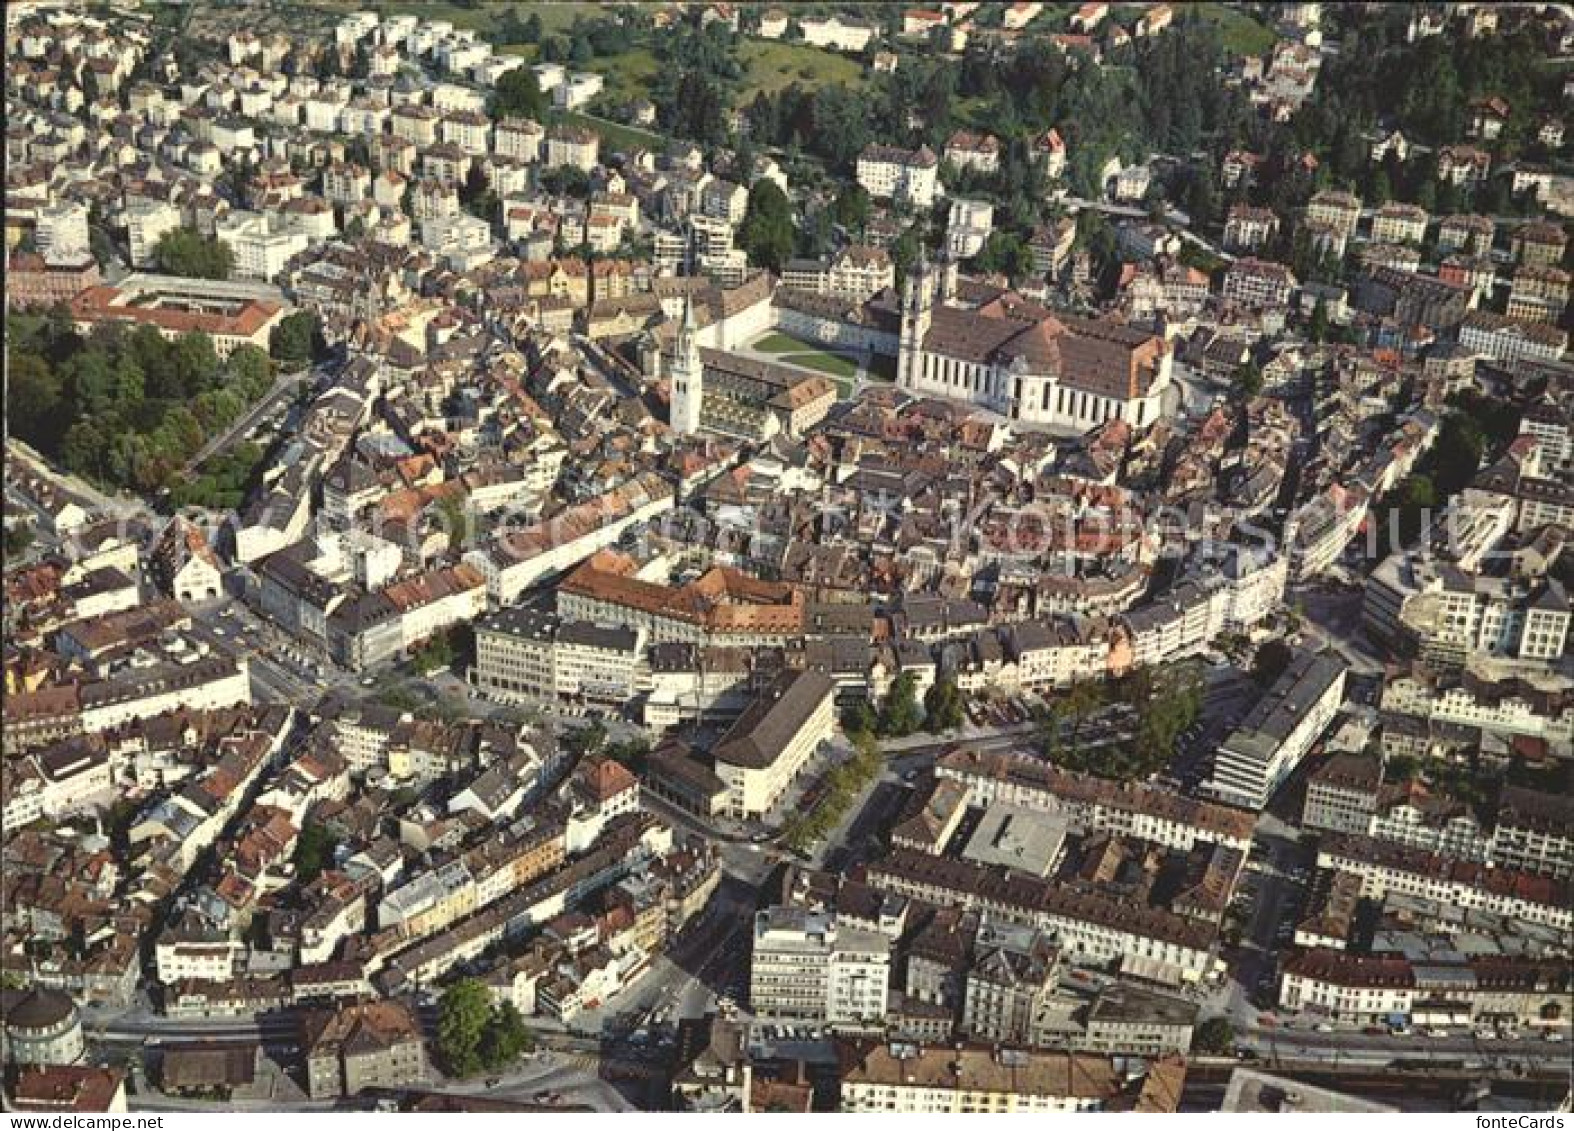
<box><xmin>496</xmin><ymin>42</ymin><xmax>539</xmax><ymax>63</ymax></box>
<box><xmin>953</xmin><ymin>95</ymin><xmax>994</xmax><ymax>131</ymax></box>
<box><xmin>736</xmin><ymin>39</ymin><xmax>867</xmax><ymax>99</ymax></box>
<box><xmin>553</xmin><ymin>109</ymin><xmax>664</xmax><ymax>153</ymax></box>
<box><xmin>355</xmin><ymin>1</ymin><xmax>606</xmax><ymax>35</ymax></box>
<box><xmin>753</xmin><ymin>332</ymin><xmax>817</xmax><ymax>355</ymax></box>
<box><xmin>781</xmin><ymin>351</ymin><xmax>859</xmax><ymax>381</ymax></box>
<box><xmin>564</xmin><ymin>45</ymin><xmax>661</xmax><ymax>107</ymax></box>
<box><xmin>1194</xmin><ymin>3</ymin><xmax>1277</xmax><ymax>56</ymax></box>
<box><xmin>508</xmin><ymin>38</ymin><xmax>863</xmax><ymax>125</ymax></box>
<box><xmin>752</xmin><ymin>332</ymin><xmax>861</xmax><ymax>388</ymax></box>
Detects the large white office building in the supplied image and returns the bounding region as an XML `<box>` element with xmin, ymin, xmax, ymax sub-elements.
<box><xmin>1206</xmin><ymin>652</ymin><xmax>1346</xmax><ymax>810</ymax></box>
<box><xmin>749</xmin><ymin>908</ymin><xmax>890</xmax><ymax>1025</ymax></box>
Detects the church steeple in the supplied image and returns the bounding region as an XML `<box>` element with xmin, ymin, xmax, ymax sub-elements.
<box><xmin>670</xmin><ymin>223</ymin><xmax>704</xmax><ymax>436</ymax></box>
<box><xmin>898</xmin><ymin>251</ymin><xmax>934</xmax><ymax>391</ymax></box>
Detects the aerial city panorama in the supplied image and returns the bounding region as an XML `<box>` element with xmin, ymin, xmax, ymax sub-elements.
<box><xmin>1</xmin><ymin>0</ymin><xmax>1571</xmax><ymax>1117</ymax></box>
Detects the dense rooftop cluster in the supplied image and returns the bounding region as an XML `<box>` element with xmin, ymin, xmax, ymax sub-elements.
<box><xmin>3</xmin><ymin>0</ymin><xmax>1571</xmax><ymax>1117</ymax></box>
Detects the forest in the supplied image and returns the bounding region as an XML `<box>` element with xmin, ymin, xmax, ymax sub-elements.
<box><xmin>7</xmin><ymin>307</ymin><xmax>277</xmax><ymax>504</ymax></box>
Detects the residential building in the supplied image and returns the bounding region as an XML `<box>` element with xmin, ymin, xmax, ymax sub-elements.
<box><xmin>1222</xmin><ymin>257</ymin><xmax>1297</xmax><ymax>308</ymax></box>
<box><xmin>1370</xmin><ymin>202</ymin><xmax>1428</xmax><ymax>246</ymax></box>
<box><xmin>301</xmin><ymin>1000</ymin><xmax>426</xmax><ymax>1099</ymax></box>
<box><xmin>1459</xmin><ymin>311</ymin><xmax>1567</xmax><ymax>368</ymax></box>
<box><xmin>838</xmin><ymin>1042</ymin><xmax>1185</xmax><ymax>1113</ymax></box>
<box><xmin>856</xmin><ymin>144</ymin><xmax>941</xmax><ymax>209</ymax></box>
<box><xmin>961</xmin><ymin>921</ymin><xmax>1061</xmax><ymax>1046</ymax></box>
<box><xmin>1222</xmin><ymin>205</ymin><xmax>1278</xmax><ymax>254</ymax></box>
<box><xmin>216</xmin><ymin>210</ymin><xmax>309</xmax><ymax>281</ymax></box>
<box><xmin>1305</xmin><ymin>190</ymin><xmax>1361</xmax><ymax>244</ymax></box>
<box><xmin>125</xmin><ymin>200</ymin><xmax>181</xmax><ymax>267</ymax></box>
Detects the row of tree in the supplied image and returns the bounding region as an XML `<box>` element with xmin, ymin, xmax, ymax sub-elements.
<box><xmin>781</xmin><ymin>728</ymin><xmax>883</xmax><ymax>855</ymax></box>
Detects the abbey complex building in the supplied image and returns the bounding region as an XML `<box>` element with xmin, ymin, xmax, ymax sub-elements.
<box><xmin>897</xmin><ymin>256</ymin><xmax>1174</xmax><ymax>431</ymax></box>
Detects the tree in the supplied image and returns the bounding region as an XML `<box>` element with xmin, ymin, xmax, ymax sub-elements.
<box><xmin>831</xmin><ymin>183</ymin><xmax>871</xmax><ymax>237</ymax></box>
<box><xmin>806</xmin><ymin>85</ymin><xmax>872</xmax><ymax>170</ymax></box>
<box><xmin>171</xmin><ymin>333</ymin><xmax>220</xmax><ymax>398</ymax></box>
<box><xmin>539</xmin><ymin>166</ymin><xmax>591</xmax><ymax>199</ymax></box>
<box><xmin>461</xmin><ymin>163</ymin><xmax>499</xmax><ymax>223</ymax></box>
<box><xmin>436</xmin><ymin>979</ymin><xmax>492</xmax><ymax>1077</ymax></box>
<box><xmin>1307</xmin><ymin>297</ymin><xmax>1329</xmax><ymax>343</ymax></box>
<box><xmin>6</xmin><ymin>354</ymin><xmax>64</xmax><ymax>449</ymax></box>
<box><xmin>878</xmin><ymin>672</ymin><xmax>923</xmax><ymax>738</ymax></box>
<box><xmin>891</xmin><ymin>227</ymin><xmax>925</xmax><ymax>291</ymax></box>
<box><xmin>1414</xmin><ymin>178</ymin><xmax>1437</xmax><ymax>213</ymax></box>
<box><xmin>923</xmin><ymin>677</ymin><xmax>965</xmax><ymax>733</ymax></box>
<box><xmin>4</xmin><ymin>522</ymin><xmax>35</xmax><ymax>559</ymax></box>
<box><xmin>293</xmin><ymin>821</ymin><xmax>338</xmax><ymax>882</ymax></box>
<box><xmin>112</xmin><ymin>354</ymin><xmax>145</xmax><ymax>409</ymax></box>
<box><xmin>435</xmin><ymin>493</ymin><xmax>469</xmax><ymax>549</ymax></box>
<box><xmin>736</xmin><ymin>178</ymin><xmax>794</xmax><ymax>272</ymax></box>
<box><xmin>491</xmin><ymin>66</ymin><xmax>546</xmax><ymax>121</ymax></box>
<box><xmin>64</xmin><ymin>348</ymin><xmax>117</xmax><ymax>415</ymax></box>
<box><xmin>563</xmin><ymin>719</ymin><xmax>607</xmax><ymax>758</ymax></box>
<box><xmin>973</xmin><ymin>231</ymin><xmax>1034</xmax><ymax>282</ymax></box>
<box><xmin>1371</xmin><ymin>169</ymin><xmax>1392</xmax><ymax>206</ymax></box>
<box><xmin>61</xmin><ymin>421</ymin><xmax>106</xmax><ymax>478</ymax></box>
<box><xmin>1251</xmin><ymin>640</ymin><xmax>1294</xmax><ymax>688</ymax></box>
<box><xmin>1386</xmin><ymin>753</ymin><xmax>1420</xmax><ymax>782</ymax></box>
<box><xmin>1232</xmin><ymin>360</ymin><xmax>1263</xmax><ymax>400</ymax></box>
<box><xmin>229</xmin><ymin>344</ymin><xmax>272</xmax><ymax>391</ymax></box>
<box><xmin>411</xmin><ymin>628</ymin><xmax>459</xmax><ymax>674</ymax></box>
<box><xmin>271</xmin><ymin>311</ymin><xmax>323</xmax><ymax>369</ymax></box>
<box><xmin>1193</xmin><ymin>1018</ymin><xmax>1236</xmax><ymax>1056</ymax></box>
<box><xmin>662</xmin><ymin>70</ymin><xmax>729</xmax><ymax>146</ymax></box>
<box><xmin>1064</xmin><ymin>679</ymin><xmax>1104</xmax><ymax>727</ymax></box>
<box><xmin>152</xmin><ymin>228</ymin><xmax>233</xmax><ymax>279</ymax></box>
<box><xmin>842</xmin><ymin>699</ymin><xmax>877</xmax><ymax>737</ymax></box>
<box><xmin>1390</xmin><ymin>471</ymin><xmax>1439</xmax><ymax>548</ymax></box>
<box><xmin>480</xmin><ymin>1001</ymin><xmax>532</xmax><ymax>1070</ymax></box>
<box><xmin>1185</xmin><ymin>168</ymin><xmax>1220</xmax><ymax>230</ymax></box>
<box><xmin>604</xmin><ymin>737</ymin><xmax>651</xmax><ymax>775</ymax></box>
<box><xmin>1126</xmin><ymin>665</ymin><xmax>1202</xmax><ymax>779</ymax></box>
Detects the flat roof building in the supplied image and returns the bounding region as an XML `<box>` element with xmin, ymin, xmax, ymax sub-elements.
<box><xmin>961</xmin><ymin>803</ymin><xmax>1069</xmax><ymax>877</ymax></box>
<box><xmin>1207</xmin><ymin>652</ymin><xmax>1346</xmax><ymax>810</ymax></box>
